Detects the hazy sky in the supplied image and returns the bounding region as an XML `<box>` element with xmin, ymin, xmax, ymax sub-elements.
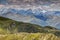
<box><xmin>0</xmin><ymin>0</ymin><xmax>60</xmax><ymax>11</ymax></box>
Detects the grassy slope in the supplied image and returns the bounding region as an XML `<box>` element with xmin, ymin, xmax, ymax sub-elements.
<box><xmin>0</xmin><ymin>16</ymin><xmax>42</xmax><ymax>33</ymax></box>
<box><xmin>0</xmin><ymin>16</ymin><xmax>60</xmax><ymax>40</ymax></box>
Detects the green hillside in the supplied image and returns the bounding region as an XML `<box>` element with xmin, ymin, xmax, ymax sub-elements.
<box><xmin>0</xmin><ymin>16</ymin><xmax>60</xmax><ymax>34</ymax></box>
<box><xmin>0</xmin><ymin>16</ymin><xmax>42</xmax><ymax>34</ymax></box>
<box><xmin>0</xmin><ymin>16</ymin><xmax>60</xmax><ymax>40</ymax></box>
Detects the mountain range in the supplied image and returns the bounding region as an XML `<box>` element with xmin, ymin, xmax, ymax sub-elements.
<box><xmin>0</xmin><ymin>7</ymin><xmax>60</xmax><ymax>29</ymax></box>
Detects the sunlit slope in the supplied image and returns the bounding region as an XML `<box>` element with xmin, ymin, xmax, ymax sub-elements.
<box><xmin>0</xmin><ymin>33</ymin><xmax>60</xmax><ymax>40</ymax></box>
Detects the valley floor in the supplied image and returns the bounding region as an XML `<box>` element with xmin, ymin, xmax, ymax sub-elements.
<box><xmin>0</xmin><ymin>33</ymin><xmax>60</xmax><ymax>40</ymax></box>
